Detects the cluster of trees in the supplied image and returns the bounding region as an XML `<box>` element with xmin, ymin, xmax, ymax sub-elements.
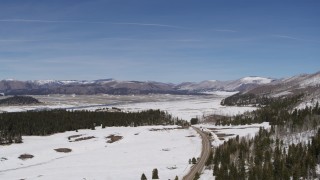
<box><xmin>207</xmin><ymin>94</ymin><xmax>320</xmax><ymax>179</ymax></box>
<box><xmin>211</xmin><ymin>128</ymin><xmax>320</xmax><ymax>179</ymax></box>
<box><xmin>190</xmin><ymin>118</ymin><xmax>199</xmax><ymax>125</ymax></box>
<box><xmin>0</xmin><ymin>96</ymin><xmax>40</xmax><ymax>105</ymax></box>
<box><xmin>0</xmin><ymin>109</ymin><xmax>181</xmax><ymax>145</ymax></box>
<box><xmin>221</xmin><ymin>93</ymin><xmax>274</xmax><ymax>106</ymax></box>
<box><xmin>215</xmin><ymin>94</ymin><xmax>309</xmax><ymax>126</ymax></box>
<box><xmin>188</xmin><ymin>157</ymin><xmax>197</xmax><ymax>164</ymax></box>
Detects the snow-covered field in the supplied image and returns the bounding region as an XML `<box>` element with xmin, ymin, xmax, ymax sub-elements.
<box><xmin>199</xmin><ymin>169</ymin><xmax>215</xmax><ymax>180</ymax></box>
<box><xmin>0</xmin><ymin>93</ymin><xmax>260</xmax><ymax>180</ymax></box>
<box><xmin>0</xmin><ymin>94</ymin><xmax>257</xmax><ymax>121</ymax></box>
<box><xmin>0</xmin><ymin>126</ymin><xmax>201</xmax><ymax>180</ymax></box>
<box><xmin>115</xmin><ymin>97</ymin><xmax>256</xmax><ymax>121</ymax></box>
<box><xmin>195</xmin><ymin>122</ymin><xmax>270</xmax><ymax>147</ymax></box>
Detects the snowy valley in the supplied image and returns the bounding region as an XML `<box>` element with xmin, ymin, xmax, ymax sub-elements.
<box><xmin>1</xmin><ymin>71</ymin><xmax>320</xmax><ymax>180</ymax></box>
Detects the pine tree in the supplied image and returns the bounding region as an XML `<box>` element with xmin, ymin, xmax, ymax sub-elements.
<box><xmin>141</xmin><ymin>173</ymin><xmax>147</xmax><ymax>180</ymax></box>
<box><xmin>174</xmin><ymin>175</ymin><xmax>179</xmax><ymax>180</ymax></box>
<box><xmin>192</xmin><ymin>157</ymin><xmax>197</xmax><ymax>164</ymax></box>
<box><xmin>206</xmin><ymin>150</ymin><xmax>213</xmax><ymax>166</ymax></box>
<box><xmin>194</xmin><ymin>172</ymin><xmax>200</xmax><ymax>180</ymax></box>
<box><xmin>152</xmin><ymin>168</ymin><xmax>159</xmax><ymax>179</ymax></box>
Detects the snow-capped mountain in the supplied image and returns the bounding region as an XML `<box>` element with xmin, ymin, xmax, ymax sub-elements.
<box><xmin>280</xmin><ymin>72</ymin><xmax>320</xmax><ymax>88</ymax></box>
<box><xmin>176</xmin><ymin>80</ymin><xmax>227</xmax><ymax>91</ymax></box>
<box><xmin>0</xmin><ymin>79</ymin><xmax>179</xmax><ymax>95</ymax></box>
<box><xmin>247</xmin><ymin>71</ymin><xmax>320</xmax><ymax>99</ymax></box>
<box><xmin>176</xmin><ymin>77</ymin><xmax>274</xmax><ymax>93</ymax></box>
<box><xmin>240</xmin><ymin>77</ymin><xmax>273</xmax><ymax>84</ymax></box>
<box><xmin>0</xmin><ymin>72</ymin><xmax>318</xmax><ymax>96</ymax></box>
<box><xmin>30</xmin><ymin>79</ymin><xmax>116</xmax><ymax>86</ymax></box>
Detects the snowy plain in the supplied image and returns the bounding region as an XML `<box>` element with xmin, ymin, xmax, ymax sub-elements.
<box><xmin>0</xmin><ymin>92</ymin><xmax>261</xmax><ymax>179</ymax></box>
<box><xmin>0</xmin><ymin>126</ymin><xmax>201</xmax><ymax>180</ymax></box>
<box><xmin>0</xmin><ymin>94</ymin><xmax>257</xmax><ymax>121</ymax></box>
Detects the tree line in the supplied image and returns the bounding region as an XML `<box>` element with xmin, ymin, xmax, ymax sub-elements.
<box><xmin>215</xmin><ymin>94</ymin><xmax>317</xmax><ymax>127</ymax></box>
<box><xmin>0</xmin><ymin>109</ymin><xmax>184</xmax><ymax>145</ymax></box>
<box><xmin>221</xmin><ymin>93</ymin><xmax>275</xmax><ymax>106</ymax></box>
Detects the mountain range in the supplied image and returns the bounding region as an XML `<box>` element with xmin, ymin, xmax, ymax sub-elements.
<box><xmin>247</xmin><ymin>71</ymin><xmax>320</xmax><ymax>100</ymax></box>
<box><xmin>0</xmin><ymin>71</ymin><xmax>319</xmax><ymax>99</ymax></box>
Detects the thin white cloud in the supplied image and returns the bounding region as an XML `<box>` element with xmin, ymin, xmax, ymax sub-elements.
<box><xmin>0</xmin><ymin>19</ymin><xmax>184</xmax><ymax>29</ymax></box>
<box><xmin>272</xmin><ymin>35</ymin><xmax>319</xmax><ymax>43</ymax></box>
<box><xmin>0</xmin><ymin>37</ymin><xmax>74</xmax><ymax>43</ymax></box>
<box><xmin>0</xmin><ymin>19</ymin><xmax>64</xmax><ymax>23</ymax></box>
<box><xmin>0</xmin><ymin>37</ymin><xmax>201</xmax><ymax>45</ymax></box>
<box><xmin>272</xmin><ymin>35</ymin><xmax>302</xmax><ymax>41</ymax></box>
<box><xmin>100</xmin><ymin>37</ymin><xmax>202</xmax><ymax>42</ymax></box>
<box><xmin>0</xmin><ymin>39</ymin><xmax>42</xmax><ymax>42</ymax></box>
<box><xmin>213</xmin><ymin>29</ymin><xmax>237</xmax><ymax>33</ymax></box>
<box><xmin>111</xmin><ymin>22</ymin><xmax>184</xmax><ymax>29</ymax></box>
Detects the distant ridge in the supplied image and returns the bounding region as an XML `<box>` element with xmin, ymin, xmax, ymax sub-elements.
<box><xmin>0</xmin><ymin>71</ymin><xmax>319</xmax><ymax>96</ymax></box>
<box><xmin>176</xmin><ymin>76</ymin><xmax>274</xmax><ymax>93</ymax></box>
<box><xmin>222</xmin><ymin>71</ymin><xmax>320</xmax><ymax>106</ymax></box>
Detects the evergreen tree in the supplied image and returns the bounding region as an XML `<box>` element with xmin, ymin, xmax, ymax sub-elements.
<box><xmin>192</xmin><ymin>157</ymin><xmax>197</xmax><ymax>164</ymax></box>
<box><xmin>190</xmin><ymin>118</ymin><xmax>198</xmax><ymax>125</ymax></box>
<box><xmin>141</xmin><ymin>173</ymin><xmax>147</xmax><ymax>180</ymax></box>
<box><xmin>206</xmin><ymin>95</ymin><xmax>320</xmax><ymax>180</ymax></box>
<box><xmin>205</xmin><ymin>150</ymin><xmax>213</xmax><ymax>166</ymax></box>
<box><xmin>174</xmin><ymin>175</ymin><xmax>178</xmax><ymax>180</ymax></box>
<box><xmin>152</xmin><ymin>168</ymin><xmax>159</xmax><ymax>179</ymax></box>
<box><xmin>0</xmin><ymin>109</ymin><xmax>180</xmax><ymax>145</ymax></box>
<box><xmin>194</xmin><ymin>172</ymin><xmax>200</xmax><ymax>180</ymax></box>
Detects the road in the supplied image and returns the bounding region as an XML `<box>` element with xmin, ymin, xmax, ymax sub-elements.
<box><xmin>183</xmin><ymin>127</ymin><xmax>211</xmax><ymax>180</ymax></box>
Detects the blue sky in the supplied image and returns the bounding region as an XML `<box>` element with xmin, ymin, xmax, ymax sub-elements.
<box><xmin>0</xmin><ymin>0</ymin><xmax>319</xmax><ymax>83</ymax></box>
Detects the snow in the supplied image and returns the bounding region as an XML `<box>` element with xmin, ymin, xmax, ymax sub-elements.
<box><xmin>177</xmin><ymin>76</ymin><xmax>274</xmax><ymax>92</ymax></box>
<box><xmin>299</xmin><ymin>73</ymin><xmax>320</xmax><ymax>87</ymax></box>
<box><xmin>30</xmin><ymin>80</ymin><xmax>101</xmax><ymax>86</ymax></box>
<box><xmin>32</xmin><ymin>80</ymin><xmax>58</xmax><ymax>85</ymax></box>
<box><xmin>0</xmin><ymin>95</ymin><xmax>256</xmax><ymax>121</ymax></box>
<box><xmin>0</xmin><ymin>126</ymin><xmax>201</xmax><ymax>180</ymax></box>
<box><xmin>271</xmin><ymin>91</ymin><xmax>292</xmax><ymax>98</ymax></box>
<box><xmin>195</xmin><ymin>122</ymin><xmax>270</xmax><ymax>147</ymax></box>
<box><xmin>296</xmin><ymin>99</ymin><xmax>320</xmax><ymax>110</ymax></box>
<box><xmin>240</xmin><ymin>77</ymin><xmax>273</xmax><ymax>84</ymax></box>
<box><xmin>114</xmin><ymin>97</ymin><xmax>256</xmax><ymax>121</ymax></box>
<box><xmin>279</xmin><ymin>72</ymin><xmax>320</xmax><ymax>88</ymax></box>
<box><xmin>194</xmin><ymin>122</ymin><xmax>270</xmax><ymax>179</ymax></box>
<box><xmin>177</xmin><ymin>80</ymin><xmax>223</xmax><ymax>91</ymax></box>
<box><xmin>3</xmin><ymin>79</ymin><xmax>15</xmax><ymax>81</ymax></box>
<box><xmin>199</xmin><ymin>169</ymin><xmax>214</xmax><ymax>180</ymax></box>
<box><xmin>0</xmin><ymin>94</ymin><xmax>260</xmax><ymax>179</ymax></box>
<box><xmin>59</xmin><ymin>80</ymin><xmax>86</xmax><ymax>85</ymax></box>
<box><xmin>280</xmin><ymin>129</ymin><xmax>319</xmax><ymax>146</ymax></box>
<box><xmin>201</xmin><ymin>91</ymin><xmax>238</xmax><ymax>96</ymax></box>
<box><xmin>0</xmin><ymin>104</ymin><xmax>75</xmax><ymax>113</ymax></box>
